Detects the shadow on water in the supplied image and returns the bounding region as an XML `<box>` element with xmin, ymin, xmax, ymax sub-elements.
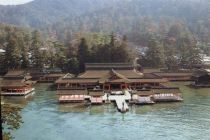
<box><xmin>46</xmin><ymin>83</ymin><xmax>57</xmax><ymax>91</ymax></box>
<box><xmin>1</xmin><ymin>92</ymin><xmax>35</xmax><ymax>108</ymax></box>
<box><xmin>130</xmin><ymin>102</ymin><xmax>183</xmax><ymax>115</ymax></box>
<box><xmin>57</xmin><ymin>103</ymin><xmax>88</xmax><ymax>113</ymax></box>
<box><xmin>57</xmin><ymin>103</ymin><xmax>120</xmax><ymax>115</ymax></box>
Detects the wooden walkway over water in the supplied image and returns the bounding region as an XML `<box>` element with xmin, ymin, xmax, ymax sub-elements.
<box><xmin>107</xmin><ymin>90</ymin><xmax>131</xmax><ymax>112</ymax></box>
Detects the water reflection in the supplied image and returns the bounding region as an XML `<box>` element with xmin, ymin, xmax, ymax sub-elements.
<box><xmin>1</xmin><ymin>92</ymin><xmax>35</xmax><ymax>108</ymax></box>
<box><xmin>58</xmin><ymin>103</ymin><xmax>87</xmax><ymax>113</ymax></box>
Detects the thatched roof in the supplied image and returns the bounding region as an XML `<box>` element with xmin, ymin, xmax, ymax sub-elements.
<box><xmin>85</xmin><ymin>63</ymin><xmax>134</xmax><ymax>70</ymax></box>
<box><xmin>192</xmin><ymin>69</ymin><xmax>210</xmax><ymax>77</ymax></box>
<box><xmin>4</xmin><ymin>70</ymin><xmax>25</xmax><ymax>78</ymax></box>
<box><xmin>130</xmin><ymin>78</ymin><xmax>168</xmax><ymax>83</ymax></box>
<box><xmin>154</xmin><ymin>72</ymin><xmax>193</xmax><ymax>77</ymax></box>
<box><xmin>79</xmin><ymin>69</ymin><xmax>143</xmax><ymax>79</ymax></box>
<box><xmin>98</xmin><ymin>69</ymin><xmax>131</xmax><ymax>83</ymax></box>
<box><xmin>1</xmin><ymin>70</ymin><xmax>35</xmax><ymax>87</ymax></box>
<box><xmin>3</xmin><ymin>70</ymin><xmax>32</xmax><ymax>80</ymax></box>
<box><xmin>55</xmin><ymin>78</ymin><xmax>98</xmax><ymax>84</ymax></box>
<box><xmin>0</xmin><ymin>79</ymin><xmax>25</xmax><ymax>87</ymax></box>
<box><xmin>43</xmin><ymin>73</ymin><xmax>65</xmax><ymax>78</ymax></box>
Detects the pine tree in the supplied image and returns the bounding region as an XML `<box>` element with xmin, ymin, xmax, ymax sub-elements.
<box><xmin>5</xmin><ymin>33</ymin><xmax>21</xmax><ymax>69</ymax></box>
<box><xmin>110</xmin><ymin>32</ymin><xmax>117</xmax><ymax>62</ymax></box>
<box><xmin>77</xmin><ymin>38</ymin><xmax>89</xmax><ymax>72</ymax></box>
<box><xmin>164</xmin><ymin>44</ymin><xmax>179</xmax><ymax>70</ymax></box>
<box><xmin>178</xmin><ymin>33</ymin><xmax>202</xmax><ymax>68</ymax></box>
<box><xmin>112</xmin><ymin>35</ymin><xmax>130</xmax><ymax>62</ymax></box>
<box><xmin>31</xmin><ymin>30</ymin><xmax>43</xmax><ymax>68</ymax></box>
<box><xmin>21</xmin><ymin>45</ymin><xmax>29</xmax><ymax>69</ymax></box>
<box><xmin>19</xmin><ymin>33</ymin><xmax>30</xmax><ymax>69</ymax></box>
<box><xmin>145</xmin><ymin>35</ymin><xmax>165</xmax><ymax>67</ymax></box>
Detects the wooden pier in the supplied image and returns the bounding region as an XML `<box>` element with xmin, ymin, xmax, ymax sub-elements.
<box><xmin>108</xmin><ymin>90</ymin><xmax>131</xmax><ymax>113</ymax></box>
<box><xmin>115</xmin><ymin>97</ymin><xmax>129</xmax><ymax>112</ymax></box>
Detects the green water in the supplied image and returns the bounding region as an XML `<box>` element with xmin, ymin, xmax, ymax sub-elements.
<box><xmin>2</xmin><ymin>83</ymin><xmax>210</xmax><ymax>140</ymax></box>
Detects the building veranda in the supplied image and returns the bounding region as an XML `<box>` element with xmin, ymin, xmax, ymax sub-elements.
<box><xmin>56</xmin><ymin>63</ymin><xmax>167</xmax><ymax>91</ymax></box>
<box><xmin>0</xmin><ymin>70</ymin><xmax>35</xmax><ymax>96</ymax></box>
<box><xmin>55</xmin><ymin>63</ymin><xmax>183</xmax><ymax>109</ymax></box>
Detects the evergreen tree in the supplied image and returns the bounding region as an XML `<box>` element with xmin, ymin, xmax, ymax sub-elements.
<box><xmin>67</xmin><ymin>57</ymin><xmax>79</xmax><ymax>74</ymax></box>
<box><xmin>31</xmin><ymin>30</ymin><xmax>43</xmax><ymax>68</ymax></box>
<box><xmin>5</xmin><ymin>33</ymin><xmax>21</xmax><ymax>69</ymax></box>
<box><xmin>109</xmin><ymin>32</ymin><xmax>117</xmax><ymax>62</ymax></box>
<box><xmin>164</xmin><ymin>44</ymin><xmax>179</xmax><ymax>70</ymax></box>
<box><xmin>178</xmin><ymin>33</ymin><xmax>202</xmax><ymax>68</ymax></box>
<box><xmin>77</xmin><ymin>38</ymin><xmax>89</xmax><ymax>72</ymax></box>
<box><xmin>112</xmin><ymin>35</ymin><xmax>130</xmax><ymax>62</ymax></box>
<box><xmin>20</xmin><ymin>45</ymin><xmax>29</xmax><ymax>69</ymax></box>
<box><xmin>145</xmin><ymin>35</ymin><xmax>165</xmax><ymax>67</ymax></box>
<box><xmin>54</xmin><ymin>42</ymin><xmax>67</xmax><ymax>70</ymax></box>
<box><xmin>19</xmin><ymin>33</ymin><xmax>30</xmax><ymax>69</ymax></box>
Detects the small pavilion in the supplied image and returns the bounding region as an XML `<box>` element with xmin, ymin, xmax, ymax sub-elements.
<box><xmin>1</xmin><ymin>70</ymin><xmax>35</xmax><ymax>96</ymax></box>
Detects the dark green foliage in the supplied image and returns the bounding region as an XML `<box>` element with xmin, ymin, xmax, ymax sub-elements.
<box><xmin>144</xmin><ymin>35</ymin><xmax>165</xmax><ymax>67</ymax></box>
<box><xmin>77</xmin><ymin>38</ymin><xmax>89</xmax><ymax>72</ymax></box>
<box><xmin>20</xmin><ymin>33</ymin><xmax>30</xmax><ymax>69</ymax></box>
<box><xmin>0</xmin><ymin>0</ymin><xmax>118</xmax><ymax>28</ymax></box>
<box><xmin>66</xmin><ymin>57</ymin><xmax>79</xmax><ymax>74</ymax></box>
<box><xmin>178</xmin><ymin>33</ymin><xmax>202</xmax><ymax>68</ymax></box>
<box><xmin>87</xmin><ymin>33</ymin><xmax>131</xmax><ymax>64</ymax></box>
<box><xmin>164</xmin><ymin>45</ymin><xmax>179</xmax><ymax>70</ymax></box>
<box><xmin>31</xmin><ymin>30</ymin><xmax>43</xmax><ymax>68</ymax></box>
<box><xmin>5</xmin><ymin>33</ymin><xmax>21</xmax><ymax>69</ymax></box>
<box><xmin>47</xmin><ymin>0</ymin><xmax>210</xmax><ymax>46</ymax></box>
<box><xmin>1</xmin><ymin>103</ymin><xmax>23</xmax><ymax>140</ymax></box>
<box><xmin>1</xmin><ymin>0</ymin><xmax>210</xmax><ymax>73</ymax></box>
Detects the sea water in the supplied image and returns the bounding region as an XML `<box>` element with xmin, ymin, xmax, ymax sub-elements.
<box><xmin>2</xmin><ymin>83</ymin><xmax>210</xmax><ymax>140</ymax></box>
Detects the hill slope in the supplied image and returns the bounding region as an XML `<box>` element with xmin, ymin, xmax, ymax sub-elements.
<box><xmin>0</xmin><ymin>0</ymin><xmax>119</xmax><ymax>27</ymax></box>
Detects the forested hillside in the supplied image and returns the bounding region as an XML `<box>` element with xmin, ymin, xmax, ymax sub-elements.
<box><xmin>0</xmin><ymin>0</ymin><xmax>119</xmax><ymax>27</ymax></box>
<box><xmin>49</xmin><ymin>0</ymin><xmax>210</xmax><ymax>44</ymax></box>
<box><xmin>0</xmin><ymin>0</ymin><xmax>210</xmax><ymax>72</ymax></box>
<box><xmin>1</xmin><ymin>0</ymin><xmax>210</xmax><ymax>44</ymax></box>
<box><xmin>0</xmin><ymin>24</ymin><xmax>132</xmax><ymax>74</ymax></box>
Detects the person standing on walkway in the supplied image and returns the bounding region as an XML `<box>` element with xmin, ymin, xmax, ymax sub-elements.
<box><xmin>122</xmin><ymin>102</ymin><xmax>124</xmax><ymax>110</ymax></box>
<box><xmin>107</xmin><ymin>93</ymin><xmax>109</xmax><ymax>101</ymax></box>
